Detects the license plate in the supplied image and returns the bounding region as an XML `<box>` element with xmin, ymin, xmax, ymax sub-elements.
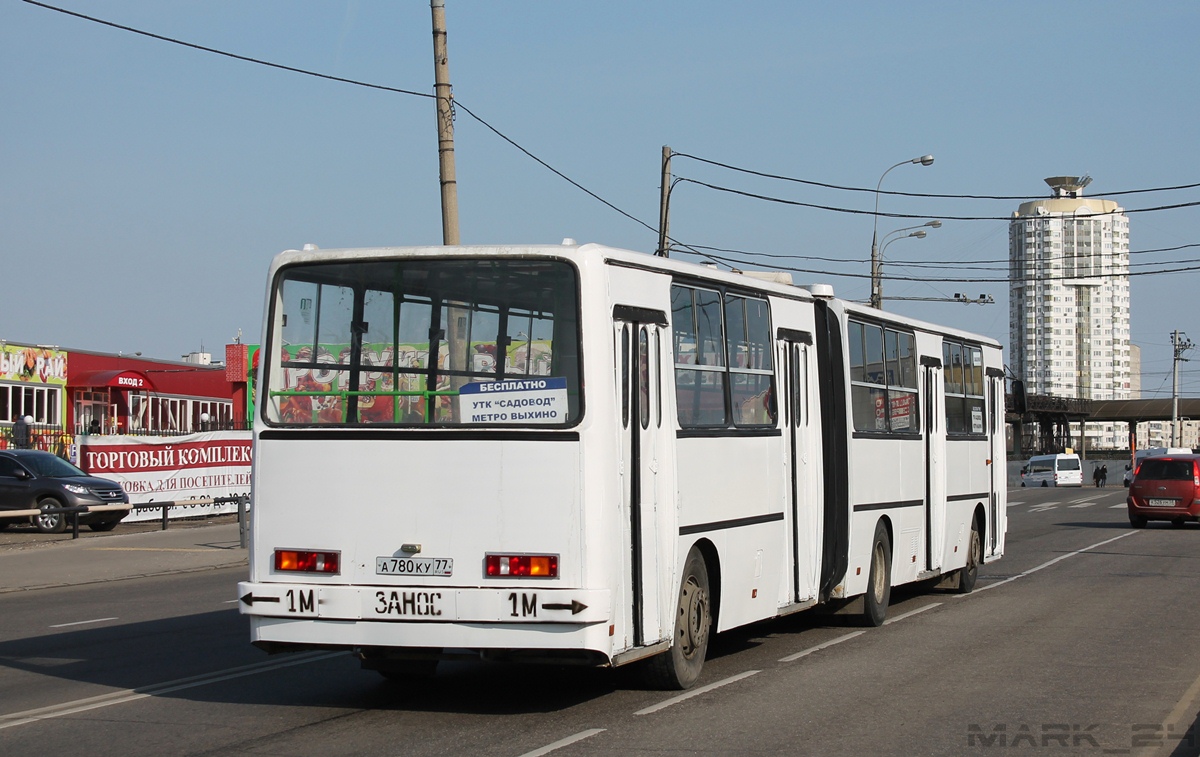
<box><xmin>376</xmin><ymin>556</ymin><xmax>453</xmax><ymax>576</ymax></box>
<box><xmin>1147</xmin><ymin>499</ymin><xmax>1176</xmax><ymax>507</ymax></box>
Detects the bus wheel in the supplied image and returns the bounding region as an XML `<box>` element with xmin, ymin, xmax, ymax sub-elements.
<box><xmin>863</xmin><ymin>521</ymin><xmax>891</xmax><ymax>627</ymax></box>
<box><xmin>956</xmin><ymin>517</ymin><xmax>981</xmax><ymax>594</ymax></box>
<box><xmin>35</xmin><ymin>499</ymin><xmax>67</xmax><ymax>534</ymax></box>
<box><xmin>642</xmin><ymin>547</ymin><xmax>711</xmax><ymax>690</ymax></box>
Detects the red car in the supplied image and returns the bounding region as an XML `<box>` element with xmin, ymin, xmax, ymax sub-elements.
<box><xmin>1127</xmin><ymin>453</ymin><xmax>1200</xmax><ymax>528</ymax></box>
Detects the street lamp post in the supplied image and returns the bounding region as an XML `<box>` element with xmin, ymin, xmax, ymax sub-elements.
<box><xmin>874</xmin><ymin>220</ymin><xmax>940</xmax><ymax>305</ymax></box>
<box><xmin>870</xmin><ymin>155</ymin><xmax>934</xmax><ymax>309</ymax></box>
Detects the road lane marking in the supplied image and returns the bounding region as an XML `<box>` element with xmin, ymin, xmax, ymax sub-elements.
<box><xmin>1007</xmin><ymin>500</ymin><xmax>1025</xmax><ymax>507</ymax></box>
<box><xmin>633</xmin><ymin>670</ymin><xmax>759</xmax><ymax>715</ymax></box>
<box><xmin>1111</xmin><ymin>504</ymin><xmax>1126</xmax><ymax>509</ymax></box>
<box><xmin>963</xmin><ymin>530</ymin><xmax>1139</xmax><ymax>597</ymax></box>
<box><xmin>518</xmin><ymin>729</ymin><xmax>606</xmax><ymax>757</ymax></box>
<box><xmin>1068</xmin><ymin>496</ymin><xmax>1094</xmax><ymax>505</ymax></box>
<box><xmin>883</xmin><ymin>602</ymin><xmax>942</xmax><ymax>625</ymax></box>
<box><xmin>1068</xmin><ymin>503</ymin><xmax>1095</xmax><ymax>508</ymax></box>
<box><xmin>1029</xmin><ymin>505</ymin><xmax>1057</xmax><ymax>512</ymax></box>
<box><xmin>48</xmin><ymin>617</ymin><xmax>117</xmax><ymax>629</ymax></box>
<box><xmin>778</xmin><ymin>631</ymin><xmax>866</xmax><ymax>663</ymax></box>
<box><xmin>0</xmin><ymin>651</ymin><xmax>344</xmax><ymax>730</ymax></box>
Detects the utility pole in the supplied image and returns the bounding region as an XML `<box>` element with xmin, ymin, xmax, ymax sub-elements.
<box><xmin>431</xmin><ymin>0</ymin><xmax>464</xmax><ymax>420</ymax></box>
<box><xmin>431</xmin><ymin>0</ymin><xmax>459</xmax><ymax>245</ymax></box>
<box><xmin>1171</xmin><ymin>330</ymin><xmax>1194</xmax><ymax>446</ymax></box>
<box><xmin>657</xmin><ymin>146</ymin><xmax>672</xmax><ymax>257</ymax></box>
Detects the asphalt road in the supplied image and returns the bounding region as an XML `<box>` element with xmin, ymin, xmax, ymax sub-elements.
<box><xmin>2</xmin><ymin>485</ymin><xmax>1199</xmax><ymax>756</ymax></box>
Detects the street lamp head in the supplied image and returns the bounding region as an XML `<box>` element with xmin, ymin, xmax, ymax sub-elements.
<box><xmin>925</xmin><ymin>220</ymin><xmax>942</xmax><ymax>228</ymax></box>
<box><xmin>916</xmin><ymin>154</ymin><xmax>934</xmax><ymax>166</ymax></box>
<box><xmin>912</xmin><ymin>230</ymin><xmax>927</xmax><ymax>239</ymax></box>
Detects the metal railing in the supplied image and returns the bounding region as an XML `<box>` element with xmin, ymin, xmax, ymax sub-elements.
<box><xmin>5</xmin><ymin>494</ymin><xmax>250</xmax><ymax>546</ymax></box>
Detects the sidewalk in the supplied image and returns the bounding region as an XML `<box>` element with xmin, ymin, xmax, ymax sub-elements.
<box><xmin>0</xmin><ymin>522</ymin><xmax>248</xmax><ymax>593</ymax></box>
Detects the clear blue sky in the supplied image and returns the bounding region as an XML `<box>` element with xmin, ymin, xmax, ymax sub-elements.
<box><xmin>2</xmin><ymin>1</ymin><xmax>1197</xmax><ymax>396</ymax></box>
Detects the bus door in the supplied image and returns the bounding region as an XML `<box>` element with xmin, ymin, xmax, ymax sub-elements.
<box><xmin>780</xmin><ymin>331</ymin><xmax>818</xmax><ymax>604</ymax></box>
<box><xmin>614</xmin><ymin>308</ymin><xmax>669</xmax><ymax>648</ymax></box>
<box><xmin>922</xmin><ymin>356</ymin><xmax>946</xmax><ymax>572</ymax></box>
<box><xmin>986</xmin><ymin>370</ymin><xmax>1006</xmax><ymax>556</ymax></box>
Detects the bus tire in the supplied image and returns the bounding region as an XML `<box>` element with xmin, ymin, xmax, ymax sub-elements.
<box><xmin>956</xmin><ymin>516</ymin><xmax>981</xmax><ymax>594</ymax></box>
<box><xmin>642</xmin><ymin>547</ymin><xmax>711</xmax><ymax>690</ymax></box>
<box><xmin>35</xmin><ymin>499</ymin><xmax>67</xmax><ymax>534</ymax></box>
<box><xmin>863</xmin><ymin>521</ymin><xmax>891</xmax><ymax>627</ymax></box>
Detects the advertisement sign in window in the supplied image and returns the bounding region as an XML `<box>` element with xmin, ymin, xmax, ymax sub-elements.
<box><xmin>458</xmin><ymin>378</ymin><xmax>568</xmax><ymax>424</ymax></box>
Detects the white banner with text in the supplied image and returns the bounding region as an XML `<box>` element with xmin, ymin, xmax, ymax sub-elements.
<box><xmin>78</xmin><ymin>432</ymin><xmax>252</xmax><ymax>522</ymax></box>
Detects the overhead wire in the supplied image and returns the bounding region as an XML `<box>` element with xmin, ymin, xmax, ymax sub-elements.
<box><xmin>675</xmin><ymin>178</ymin><xmax>1200</xmax><ymax>221</ymax></box>
<box><xmin>21</xmin><ymin>0</ymin><xmax>1200</xmax><ymax>279</ymax></box>
<box><xmin>18</xmin><ymin>0</ymin><xmax>667</xmax><ymax>239</ymax></box>
<box><xmin>671</xmin><ymin>151</ymin><xmax>1200</xmax><ymax>200</ymax></box>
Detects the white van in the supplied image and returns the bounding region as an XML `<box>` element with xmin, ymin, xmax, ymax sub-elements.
<box><xmin>1021</xmin><ymin>454</ymin><xmax>1083</xmax><ymax>487</ymax></box>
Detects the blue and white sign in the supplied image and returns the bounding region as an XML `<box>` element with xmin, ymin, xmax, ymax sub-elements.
<box><xmin>458</xmin><ymin>377</ymin><xmax>568</xmax><ymax>424</ymax></box>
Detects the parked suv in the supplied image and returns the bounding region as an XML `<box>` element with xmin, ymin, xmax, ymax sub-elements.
<box><xmin>0</xmin><ymin>450</ymin><xmax>129</xmax><ymax>533</ymax></box>
<box><xmin>1127</xmin><ymin>453</ymin><xmax>1200</xmax><ymax>528</ymax></box>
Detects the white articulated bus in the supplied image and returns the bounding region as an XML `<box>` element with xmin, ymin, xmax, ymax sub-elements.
<box><xmin>238</xmin><ymin>242</ymin><xmax>1007</xmax><ymax>689</ymax></box>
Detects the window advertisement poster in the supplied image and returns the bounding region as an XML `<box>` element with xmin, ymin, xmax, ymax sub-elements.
<box><xmin>78</xmin><ymin>431</ymin><xmax>252</xmax><ymax>521</ymax></box>
<box><xmin>458</xmin><ymin>377</ymin><xmax>568</xmax><ymax>424</ymax></box>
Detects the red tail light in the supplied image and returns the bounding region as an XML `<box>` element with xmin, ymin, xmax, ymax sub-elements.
<box><xmin>275</xmin><ymin>549</ymin><xmax>340</xmax><ymax>574</ymax></box>
<box><xmin>485</xmin><ymin>553</ymin><xmax>558</xmax><ymax>578</ymax></box>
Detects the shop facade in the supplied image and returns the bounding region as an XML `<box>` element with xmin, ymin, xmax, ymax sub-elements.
<box><xmin>68</xmin><ymin>350</ymin><xmax>236</xmax><ymax>435</ymax></box>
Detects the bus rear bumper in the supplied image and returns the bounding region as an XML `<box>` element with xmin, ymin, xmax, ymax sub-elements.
<box><xmin>238</xmin><ymin>581</ymin><xmax>609</xmax><ymax>623</ymax></box>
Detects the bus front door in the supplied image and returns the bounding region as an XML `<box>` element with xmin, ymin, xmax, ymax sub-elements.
<box><xmin>615</xmin><ymin>315</ymin><xmax>669</xmax><ymax>649</ymax></box>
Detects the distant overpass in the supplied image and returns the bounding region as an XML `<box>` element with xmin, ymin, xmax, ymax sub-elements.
<box><xmin>1085</xmin><ymin>398</ymin><xmax>1200</xmax><ymax>422</ymax></box>
<box><xmin>1008</xmin><ymin>395</ymin><xmax>1200</xmax><ymax>455</ymax></box>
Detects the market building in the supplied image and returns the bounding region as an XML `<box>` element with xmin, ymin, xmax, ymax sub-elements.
<box><xmin>2</xmin><ymin>339</ymin><xmax>243</xmax><ymax>448</ymax></box>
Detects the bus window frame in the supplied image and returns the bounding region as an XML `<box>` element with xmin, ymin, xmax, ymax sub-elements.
<box><xmin>261</xmin><ymin>256</ymin><xmax>586</xmax><ymax>430</ymax></box>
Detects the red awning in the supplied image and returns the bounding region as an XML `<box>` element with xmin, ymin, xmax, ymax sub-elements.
<box><xmin>71</xmin><ymin>369</ymin><xmax>156</xmax><ymax>391</ymax></box>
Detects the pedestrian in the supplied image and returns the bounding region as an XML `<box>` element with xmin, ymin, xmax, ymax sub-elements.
<box><xmin>12</xmin><ymin>415</ymin><xmax>31</xmax><ymax>449</ymax></box>
<box><xmin>1092</xmin><ymin>465</ymin><xmax>1101</xmax><ymax>487</ymax></box>
<box><xmin>1099</xmin><ymin>464</ymin><xmax>1108</xmax><ymax>488</ymax></box>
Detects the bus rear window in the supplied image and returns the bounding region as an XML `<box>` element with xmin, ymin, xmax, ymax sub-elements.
<box><xmin>263</xmin><ymin>258</ymin><xmax>581</xmax><ymax>427</ymax></box>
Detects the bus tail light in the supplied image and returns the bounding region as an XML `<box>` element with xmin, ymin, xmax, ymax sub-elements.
<box><xmin>275</xmin><ymin>549</ymin><xmax>340</xmax><ymax>574</ymax></box>
<box><xmin>485</xmin><ymin>554</ymin><xmax>558</xmax><ymax>578</ymax></box>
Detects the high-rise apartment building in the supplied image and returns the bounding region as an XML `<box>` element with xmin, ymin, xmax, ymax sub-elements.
<box><xmin>1009</xmin><ymin>176</ymin><xmax>1131</xmax><ymax>448</ymax></box>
